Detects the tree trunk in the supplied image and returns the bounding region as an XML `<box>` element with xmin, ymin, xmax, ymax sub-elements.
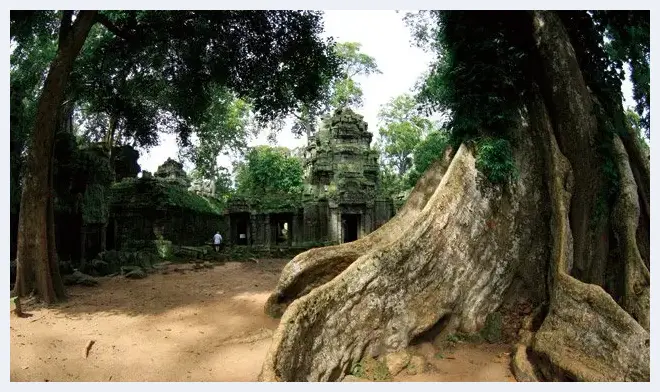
<box><xmin>264</xmin><ymin>147</ymin><xmax>455</xmax><ymax>318</ymax></box>
<box><xmin>531</xmin><ymin>10</ymin><xmax>609</xmax><ymax>287</ymax></box>
<box><xmin>13</xmin><ymin>11</ymin><xmax>97</xmax><ymax>303</ymax></box>
<box><xmin>261</xmin><ymin>123</ymin><xmax>550</xmax><ymax>380</ymax></box>
<box><xmin>260</xmin><ymin>11</ymin><xmax>649</xmax><ymax>382</ymax></box>
<box><xmin>105</xmin><ymin>114</ymin><xmax>119</xmax><ymax>156</ymax></box>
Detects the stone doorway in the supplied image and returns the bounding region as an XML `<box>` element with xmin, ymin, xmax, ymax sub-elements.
<box><xmin>271</xmin><ymin>213</ymin><xmax>293</xmax><ymax>246</ymax></box>
<box><xmin>231</xmin><ymin>213</ymin><xmax>250</xmax><ymax>245</ymax></box>
<box><xmin>342</xmin><ymin>213</ymin><xmax>360</xmax><ymax>243</ymax></box>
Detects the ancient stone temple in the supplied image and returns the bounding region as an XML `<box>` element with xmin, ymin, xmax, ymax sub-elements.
<box><xmin>109</xmin><ymin>158</ymin><xmax>226</xmax><ymax>252</ymax></box>
<box><xmin>226</xmin><ymin>108</ymin><xmax>394</xmax><ymax>247</ymax></box>
<box><xmin>301</xmin><ymin>108</ymin><xmax>392</xmax><ymax>243</ymax></box>
<box><xmin>105</xmin><ymin>108</ymin><xmax>394</xmax><ymax>254</ymax></box>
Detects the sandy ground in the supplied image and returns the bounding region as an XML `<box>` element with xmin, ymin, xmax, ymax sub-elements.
<box><xmin>10</xmin><ymin>259</ymin><xmax>515</xmax><ymax>382</ymax></box>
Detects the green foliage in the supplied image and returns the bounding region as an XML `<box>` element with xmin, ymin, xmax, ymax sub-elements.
<box><xmin>330</xmin><ymin>42</ymin><xmax>381</xmax><ymax>109</ymax></box>
<box><xmin>291</xmin><ymin>41</ymin><xmax>381</xmax><ymax>138</ymax></box>
<box><xmin>625</xmin><ymin>108</ymin><xmax>649</xmax><ymax>149</ymax></box>
<box><xmin>446</xmin><ymin>332</ymin><xmax>483</xmax><ymax>344</ymax></box>
<box><xmin>475</xmin><ymin>138</ymin><xmax>517</xmax><ymax>185</ymax></box>
<box><xmin>12</xmin><ymin>10</ymin><xmax>341</xmax><ymax>162</ymax></box>
<box><xmin>407</xmin><ymin>130</ymin><xmax>450</xmax><ymax>187</ymax></box>
<box><xmin>414</xmin><ymin>11</ymin><xmax>648</xmax><ymax>188</ymax></box>
<box><xmin>377</xmin><ymin>93</ymin><xmax>434</xmax><ymax>176</ymax></box>
<box><xmin>480</xmin><ymin>312</ymin><xmax>503</xmax><ymax>343</ymax></box>
<box><xmin>411</xmin><ymin>12</ymin><xmax>532</xmax><ymax>186</ymax></box>
<box><xmin>377</xmin><ymin>165</ymin><xmax>408</xmax><ymax>199</ymax></box>
<box><xmin>181</xmin><ymin>85</ymin><xmax>255</xmax><ymax>178</ymax></box>
<box><xmin>110</xmin><ymin>178</ymin><xmax>225</xmax><ymax>215</ymax></box>
<box><xmin>350</xmin><ymin>358</ymin><xmax>391</xmax><ymax>381</ymax></box>
<box><xmin>416</xmin><ymin>12</ymin><xmax>532</xmax><ymax>145</ymax></box>
<box><xmin>594</xmin><ymin>11</ymin><xmax>650</xmax><ymax>134</ymax></box>
<box><xmin>446</xmin><ymin>334</ymin><xmax>460</xmax><ymax>343</ymax></box>
<box><xmin>234</xmin><ymin>146</ymin><xmax>304</xmax><ymax>210</ymax></box>
<box><xmin>10</xmin><ymin>11</ymin><xmax>60</xmax><ymax>214</ymax></box>
<box><xmin>154</xmin><ymin>239</ymin><xmax>173</xmax><ymax>259</ymax></box>
<box><xmin>82</xmin><ymin>184</ymin><xmax>109</xmax><ymax>224</ymax></box>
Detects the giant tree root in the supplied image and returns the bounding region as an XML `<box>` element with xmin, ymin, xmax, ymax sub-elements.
<box><xmin>260</xmin><ymin>134</ymin><xmax>550</xmax><ymax>381</ymax></box>
<box><xmin>528</xmin><ymin>95</ymin><xmax>650</xmax><ymax>382</ymax></box>
<box><xmin>532</xmin><ymin>275</ymin><xmax>650</xmax><ymax>381</ymax></box>
<box><xmin>264</xmin><ymin>148</ymin><xmax>454</xmax><ymax>317</ymax></box>
<box><xmin>611</xmin><ymin>136</ymin><xmax>650</xmax><ymax>331</ymax></box>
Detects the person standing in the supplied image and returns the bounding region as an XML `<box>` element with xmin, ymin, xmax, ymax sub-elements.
<box><xmin>213</xmin><ymin>231</ymin><xmax>223</xmax><ymax>252</ymax></box>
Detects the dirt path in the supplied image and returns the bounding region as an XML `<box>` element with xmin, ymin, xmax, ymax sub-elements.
<box><xmin>394</xmin><ymin>342</ymin><xmax>515</xmax><ymax>382</ymax></box>
<box><xmin>10</xmin><ymin>259</ymin><xmax>515</xmax><ymax>382</ymax></box>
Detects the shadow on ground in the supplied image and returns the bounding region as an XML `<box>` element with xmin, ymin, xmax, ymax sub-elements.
<box><xmin>10</xmin><ymin>259</ymin><xmax>288</xmax><ymax>382</ymax></box>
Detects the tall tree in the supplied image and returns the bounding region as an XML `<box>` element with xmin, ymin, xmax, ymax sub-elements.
<box><xmin>259</xmin><ymin>11</ymin><xmax>650</xmax><ymax>382</ymax></box>
<box><xmin>292</xmin><ymin>41</ymin><xmax>381</xmax><ymax>139</ymax></box>
<box><xmin>11</xmin><ymin>10</ymin><xmax>339</xmax><ymax>303</ymax></box>
<box><xmin>181</xmin><ymin>86</ymin><xmax>255</xmax><ymax>181</ymax></box>
<box><xmin>234</xmin><ymin>146</ymin><xmax>304</xmax><ymax>197</ymax></box>
<box><xmin>377</xmin><ymin>93</ymin><xmax>434</xmax><ymax>176</ymax></box>
<box><xmin>13</xmin><ymin>10</ymin><xmax>98</xmax><ymax>303</ymax></box>
<box><xmin>406</xmin><ymin>129</ymin><xmax>450</xmax><ymax>187</ymax></box>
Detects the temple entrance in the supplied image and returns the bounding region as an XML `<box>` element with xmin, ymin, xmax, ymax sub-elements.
<box><xmin>271</xmin><ymin>213</ymin><xmax>293</xmax><ymax>246</ymax></box>
<box><xmin>342</xmin><ymin>214</ymin><xmax>360</xmax><ymax>243</ymax></box>
<box><xmin>231</xmin><ymin>213</ymin><xmax>250</xmax><ymax>245</ymax></box>
<box><xmin>106</xmin><ymin>218</ymin><xmax>116</xmax><ymax>250</ymax></box>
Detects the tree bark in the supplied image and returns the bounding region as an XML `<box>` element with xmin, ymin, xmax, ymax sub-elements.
<box><xmin>13</xmin><ymin>11</ymin><xmax>97</xmax><ymax>303</ymax></box>
<box><xmin>264</xmin><ymin>147</ymin><xmax>454</xmax><ymax>318</ymax></box>
<box><xmin>105</xmin><ymin>114</ymin><xmax>119</xmax><ymax>155</ymax></box>
<box><xmin>531</xmin><ymin>10</ymin><xmax>608</xmax><ymax>286</ymax></box>
<box><xmin>260</xmin><ymin>123</ymin><xmax>550</xmax><ymax>380</ymax></box>
<box><xmin>260</xmin><ymin>11</ymin><xmax>650</xmax><ymax>382</ymax></box>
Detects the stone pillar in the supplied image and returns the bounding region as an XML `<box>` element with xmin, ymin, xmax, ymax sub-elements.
<box><xmin>329</xmin><ymin>207</ymin><xmax>341</xmax><ymax>244</ymax></box>
<box><xmin>79</xmin><ymin>225</ymin><xmax>87</xmax><ymax>270</ymax></box>
<box><xmin>249</xmin><ymin>213</ymin><xmax>257</xmax><ymax>246</ymax></box>
<box><xmin>264</xmin><ymin>214</ymin><xmax>272</xmax><ymax>247</ymax></box>
<box><xmin>100</xmin><ymin>223</ymin><xmax>107</xmax><ymax>252</ymax></box>
<box><xmin>362</xmin><ymin>210</ymin><xmax>373</xmax><ymax>238</ymax></box>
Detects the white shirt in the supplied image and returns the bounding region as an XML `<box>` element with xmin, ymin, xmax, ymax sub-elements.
<box><xmin>213</xmin><ymin>233</ymin><xmax>222</xmax><ymax>244</ymax></box>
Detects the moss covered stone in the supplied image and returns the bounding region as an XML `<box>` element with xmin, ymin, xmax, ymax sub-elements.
<box><xmin>110</xmin><ymin>177</ymin><xmax>224</xmax><ymax>215</ymax></box>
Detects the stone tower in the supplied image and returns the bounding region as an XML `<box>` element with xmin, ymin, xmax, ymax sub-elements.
<box><xmin>302</xmin><ymin>108</ymin><xmax>393</xmax><ymax>244</ymax></box>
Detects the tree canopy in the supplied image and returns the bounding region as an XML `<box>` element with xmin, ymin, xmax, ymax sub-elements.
<box><xmin>291</xmin><ymin>41</ymin><xmax>381</xmax><ymax>139</ymax></box>
<box><xmin>9</xmin><ymin>9</ymin><xmax>342</xmax><ymax>303</ymax></box>
<box><xmin>377</xmin><ymin>93</ymin><xmax>434</xmax><ymax>176</ymax></box>
<box><xmin>234</xmin><ymin>146</ymin><xmax>304</xmax><ymax>197</ymax></box>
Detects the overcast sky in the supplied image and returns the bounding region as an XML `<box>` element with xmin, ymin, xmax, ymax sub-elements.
<box><xmin>137</xmin><ymin>10</ymin><xmax>636</xmax><ymax>175</ymax></box>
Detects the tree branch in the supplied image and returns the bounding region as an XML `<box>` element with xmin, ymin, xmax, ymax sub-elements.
<box><xmin>58</xmin><ymin>11</ymin><xmax>73</xmax><ymax>47</ymax></box>
<box><xmin>95</xmin><ymin>13</ymin><xmax>133</xmax><ymax>40</ymax></box>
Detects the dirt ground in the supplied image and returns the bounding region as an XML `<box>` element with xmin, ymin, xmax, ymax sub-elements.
<box><xmin>10</xmin><ymin>259</ymin><xmax>515</xmax><ymax>382</ymax></box>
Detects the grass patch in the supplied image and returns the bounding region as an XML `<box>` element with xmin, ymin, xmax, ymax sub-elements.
<box><xmin>480</xmin><ymin>312</ymin><xmax>503</xmax><ymax>343</ymax></box>
<box><xmin>350</xmin><ymin>357</ymin><xmax>391</xmax><ymax>381</ymax></box>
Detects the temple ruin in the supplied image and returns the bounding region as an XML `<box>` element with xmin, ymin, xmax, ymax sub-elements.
<box><xmin>103</xmin><ymin>108</ymin><xmax>393</xmax><ymax>255</ymax></box>
<box><xmin>226</xmin><ymin>108</ymin><xmax>394</xmax><ymax>248</ymax></box>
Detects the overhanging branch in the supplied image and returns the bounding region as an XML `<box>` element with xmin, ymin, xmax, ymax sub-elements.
<box><xmin>95</xmin><ymin>13</ymin><xmax>133</xmax><ymax>40</ymax></box>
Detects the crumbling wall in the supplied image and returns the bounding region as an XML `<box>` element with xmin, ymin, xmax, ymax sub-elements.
<box><xmin>110</xmin><ymin>176</ymin><xmax>226</xmax><ymax>251</ymax></box>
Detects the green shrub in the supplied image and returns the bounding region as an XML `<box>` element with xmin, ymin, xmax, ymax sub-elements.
<box><xmin>475</xmin><ymin>137</ymin><xmax>517</xmax><ymax>185</ymax></box>
<box><xmin>480</xmin><ymin>311</ymin><xmax>503</xmax><ymax>343</ymax></box>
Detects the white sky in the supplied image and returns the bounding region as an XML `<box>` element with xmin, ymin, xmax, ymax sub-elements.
<box><xmin>137</xmin><ymin>10</ymin><xmax>637</xmax><ymax>175</ymax></box>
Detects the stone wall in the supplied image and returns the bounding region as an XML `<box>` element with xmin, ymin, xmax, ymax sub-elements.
<box><xmin>113</xmin><ymin>208</ymin><xmax>228</xmax><ymax>249</ymax></box>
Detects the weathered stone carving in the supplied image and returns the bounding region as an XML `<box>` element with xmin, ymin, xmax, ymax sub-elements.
<box><xmin>154</xmin><ymin>158</ymin><xmax>191</xmax><ymax>189</ymax></box>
